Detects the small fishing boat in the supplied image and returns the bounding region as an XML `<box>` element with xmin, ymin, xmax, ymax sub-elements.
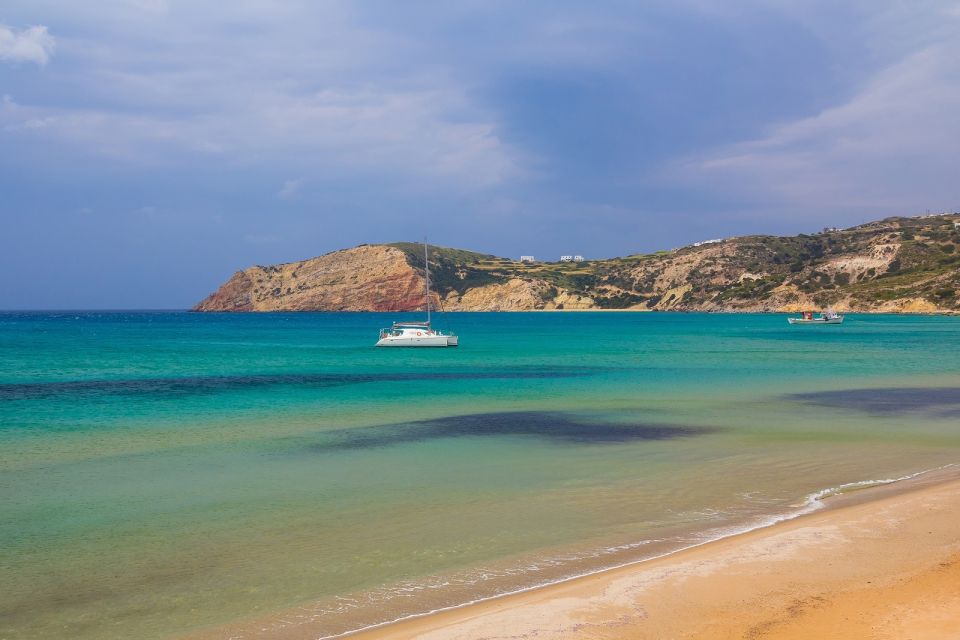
<box><xmin>376</xmin><ymin>241</ymin><xmax>459</xmax><ymax>347</ymax></box>
<box><xmin>788</xmin><ymin>309</ymin><xmax>844</xmax><ymax>325</ymax></box>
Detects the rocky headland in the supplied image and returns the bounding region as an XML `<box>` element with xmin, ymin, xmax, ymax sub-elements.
<box><xmin>194</xmin><ymin>214</ymin><xmax>960</xmax><ymax>313</ymax></box>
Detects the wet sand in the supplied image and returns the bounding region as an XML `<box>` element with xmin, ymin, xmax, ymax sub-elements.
<box><xmin>344</xmin><ymin>473</ymin><xmax>960</xmax><ymax>640</ymax></box>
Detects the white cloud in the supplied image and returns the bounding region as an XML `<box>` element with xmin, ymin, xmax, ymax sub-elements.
<box><xmin>0</xmin><ymin>3</ymin><xmax>529</xmax><ymax>190</ymax></box>
<box><xmin>1</xmin><ymin>84</ymin><xmax>525</xmax><ymax>186</ymax></box>
<box><xmin>670</xmin><ymin>32</ymin><xmax>960</xmax><ymax>219</ymax></box>
<box><xmin>0</xmin><ymin>24</ymin><xmax>55</xmax><ymax>66</ymax></box>
<box><xmin>277</xmin><ymin>178</ymin><xmax>303</xmax><ymax>199</ymax></box>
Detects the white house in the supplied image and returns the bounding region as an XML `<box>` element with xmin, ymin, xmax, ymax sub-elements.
<box><xmin>573</xmin><ymin>255</ymin><xmax>585</xmax><ymax>262</ymax></box>
<box><xmin>559</xmin><ymin>255</ymin><xmax>573</xmax><ymax>262</ymax></box>
<box><xmin>520</xmin><ymin>255</ymin><xmax>536</xmax><ymax>262</ymax></box>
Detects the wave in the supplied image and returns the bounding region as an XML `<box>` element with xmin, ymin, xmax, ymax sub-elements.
<box><xmin>310</xmin><ymin>462</ymin><xmax>955</xmax><ymax>639</ymax></box>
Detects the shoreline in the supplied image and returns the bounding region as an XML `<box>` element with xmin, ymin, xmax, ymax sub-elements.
<box><xmin>186</xmin><ymin>465</ymin><xmax>960</xmax><ymax>640</ymax></box>
<box><xmin>325</xmin><ymin>466</ymin><xmax>956</xmax><ymax>639</ymax></box>
<box><xmin>344</xmin><ymin>467</ymin><xmax>960</xmax><ymax>640</ymax></box>
<box><xmin>185</xmin><ymin>309</ymin><xmax>960</xmax><ymax>314</ymax></box>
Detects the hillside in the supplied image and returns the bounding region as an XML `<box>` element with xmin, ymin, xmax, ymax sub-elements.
<box><xmin>193</xmin><ymin>214</ymin><xmax>960</xmax><ymax>313</ymax></box>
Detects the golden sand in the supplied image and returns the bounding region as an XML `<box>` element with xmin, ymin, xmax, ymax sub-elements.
<box><xmin>348</xmin><ymin>475</ymin><xmax>960</xmax><ymax>640</ymax></box>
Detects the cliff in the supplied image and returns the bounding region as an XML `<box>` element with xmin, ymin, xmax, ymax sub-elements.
<box><xmin>193</xmin><ymin>245</ymin><xmax>427</xmax><ymax>312</ymax></box>
<box><xmin>194</xmin><ymin>214</ymin><xmax>960</xmax><ymax>313</ymax></box>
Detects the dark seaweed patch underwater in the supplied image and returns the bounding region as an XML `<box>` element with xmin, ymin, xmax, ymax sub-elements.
<box><xmin>786</xmin><ymin>387</ymin><xmax>960</xmax><ymax>417</ymax></box>
<box><xmin>0</xmin><ymin>369</ymin><xmax>588</xmax><ymax>402</ymax></box>
<box><xmin>308</xmin><ymin>411</ymin><xmax>716</xmax><ymax>451</ymax></box>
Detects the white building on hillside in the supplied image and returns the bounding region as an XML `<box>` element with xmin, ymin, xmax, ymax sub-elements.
<box><xmin>520</xmin><ymin>255</ymin><xmax>536</xmax><ymax>262</ymax></box>
<box><xmin>573</xmin><ymin>255</ymin><xmax>585</xmax><ymax>262</ymax></box>
<box><xmin>560</xmin><ymin>255</ymin><xmax>573</xmax><ymax>262</ymax></box>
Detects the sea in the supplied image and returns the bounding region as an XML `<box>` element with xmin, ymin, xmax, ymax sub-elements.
<box><xmin>2</xmin><ymin>311</ymin><xmax>960</xmax><ymax>639</ymax></box>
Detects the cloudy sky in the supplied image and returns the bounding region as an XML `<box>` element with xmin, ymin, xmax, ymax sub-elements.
<box><xmin>2</xmin><ymin>1</ymin><xmax>959</xmax><ymax>308</ymax></box>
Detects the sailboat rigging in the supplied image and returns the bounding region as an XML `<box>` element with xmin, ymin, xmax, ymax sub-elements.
<box><xmin>375</xmin><ymin>240</ymin><xmax>459</xmax><ymax>347</ymax></box>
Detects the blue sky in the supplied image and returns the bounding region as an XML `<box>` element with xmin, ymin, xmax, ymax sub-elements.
<box><xmin>2</xmin><ymin>1</ymin><xmax>959</xmax><ymax>308</ymax></box>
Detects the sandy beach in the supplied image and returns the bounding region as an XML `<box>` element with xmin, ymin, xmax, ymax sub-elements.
<box><xmin>340</xmin><ymin>472</ymin><xmax>960</xmax><ymax>640</ymax></box>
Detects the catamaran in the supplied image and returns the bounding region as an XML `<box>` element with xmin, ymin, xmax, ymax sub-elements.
<box><xmin>376</xmin><ymin>241</ymin><xmax>459</xmax><ymax>347</ymax></box>
<box><xmin>788</xmin><ymin>309</ymin><xmax>845</xmax><ymax>325</ymax></box>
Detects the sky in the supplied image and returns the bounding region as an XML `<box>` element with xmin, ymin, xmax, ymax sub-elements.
<box><xmin>2</xmin><ymin>1</ymin><xmax>959</xmax><ymax>309</ymax></box>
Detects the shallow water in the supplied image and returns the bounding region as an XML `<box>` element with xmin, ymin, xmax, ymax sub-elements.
<box><xmin>2</xmin><ymin>311</ymin><xmax>959</xmax><ymax>638</ymax></box>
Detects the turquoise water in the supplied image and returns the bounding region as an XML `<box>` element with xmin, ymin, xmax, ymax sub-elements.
<box><xmin>2</xmin><ymin>312</ymin><xmax>960</xmax><ymax>639</ymax></box>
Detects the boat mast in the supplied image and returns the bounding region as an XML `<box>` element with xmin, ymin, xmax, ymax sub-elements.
<box><xmin>424</xmin><ymin>238</ymin><xmax>431</xmax><ymax>325</ymax></box>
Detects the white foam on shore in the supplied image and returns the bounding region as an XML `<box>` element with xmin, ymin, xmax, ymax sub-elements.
<box><xmin>313</xmin><ymin>462</ymin><xmax>955</xmax><ymax>640</ymax></box>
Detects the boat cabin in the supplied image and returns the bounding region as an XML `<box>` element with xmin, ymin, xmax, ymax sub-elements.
<box><xmin>380</xmin><ymin>322</ymin><xmax>434</xmax><ymax>339</ymax></box>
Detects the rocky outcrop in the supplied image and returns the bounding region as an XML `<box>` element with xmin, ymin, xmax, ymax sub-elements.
<box><xmin>194</xmin><ymin>245</ymin><xmax>428</xmax><ymax>312</ymax></box>
<box><xmin>444</xmin><ymin>279</ymin><xmax>551</xmax><ymax>311</ymax></box>
<box><xmin>441</xmin><ymin>279</ymin><xmax>596</xmax><ymax>311</ymax></box>
<box><xmin>195</xmin><ymin>214</ymin><xmax>960</xmax><ymax>313</ymax></box>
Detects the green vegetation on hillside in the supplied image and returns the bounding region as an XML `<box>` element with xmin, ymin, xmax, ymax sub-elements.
<box><xmin>386</xmin><ymin>214</ymin><xmax>960</xmax><ymax>311</ymax></box>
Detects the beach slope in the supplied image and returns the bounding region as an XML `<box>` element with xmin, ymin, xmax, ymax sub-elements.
<box><xmin>350</xmin><ymin>476</ymin><xmax>960</xmax><ymax>640</ymax></box>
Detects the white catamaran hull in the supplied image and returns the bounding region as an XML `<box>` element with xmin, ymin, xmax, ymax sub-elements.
<box><xmin>375</xmin><ymin>241</ymin><xmax>459</xmax><ymax>347</ymax></box>
<box><xmin>787</xmin><ymin>317</ymin><xmax>844</xmax><ymax>324</ymax></box>
<box><xmin>376</xmin><ymin>335</ymin><xmax>454</xmax><ymax>347</ymax></box>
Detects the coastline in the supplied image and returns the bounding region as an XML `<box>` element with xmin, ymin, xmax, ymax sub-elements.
<box><xmin>344</xmin><ymin>470</ymin><xmax>960</xmax><ymax>640</ymax></box>
<box><xmin>342</xmin><ymin>468</ymin><xmax>960</xmax><ymax>640</ymax></box>
<box><xmin>187</xmin><ymin>309</ymin><xmax>960</xmax><ymax>314</ymax></box>
<box><xmin>185</xmin><ymin>466</ymin><xmax>960</xmax><ymax>640</ymax></box>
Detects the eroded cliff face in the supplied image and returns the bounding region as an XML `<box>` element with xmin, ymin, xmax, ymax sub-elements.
<box><xmin>193</xmin><ymin>245</ymin><xmax>428</xmax><ymax>312</ymax></box>
<box><xmin>443</xmin><ymin>279</ymin><xmax>595</xmax><ymax>311</ymax></box>
<box><xmin>615</xmin><ymin>236</ymin><xmax>895</xmax><ymax>312</ymax></box>
<box><xmin>194</xmin><ymin>215</ymin><xmax>960</xmax><ymax>313</ymax></box>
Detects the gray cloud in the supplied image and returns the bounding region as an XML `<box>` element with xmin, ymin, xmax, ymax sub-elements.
<box><xmin>0</xmin><ymin>3</ymin><xmax>527</xmax><ymax>189</ymax></box>
<box><xmin>3</xmin><ymin>1</ymin><xmax>960</xmax><ymax>310</ymax></box>
<box><xmin>1</xmin><ymin>84</ymin><xmax>525</xmax><ymax>186</ymax></box>
<box><xmin>667</xmin><ymin>1</ymin><xmax>960</xmax><ymax>223</ymax></box>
